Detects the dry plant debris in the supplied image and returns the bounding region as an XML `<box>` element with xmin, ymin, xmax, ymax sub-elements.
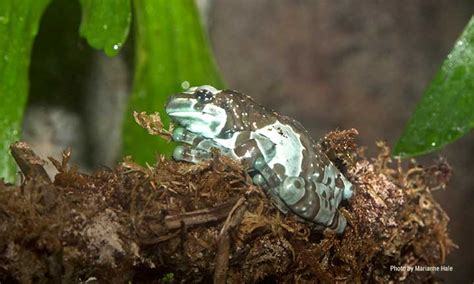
<box><xmin>0</xmin><ymin>128</ymin><xmax>454</xmax><ymax>283</ymax></box>
<box><xmin>133</xmin><ymin>111</ymin><xmax>173</xmax><ymax>141</ymax></box>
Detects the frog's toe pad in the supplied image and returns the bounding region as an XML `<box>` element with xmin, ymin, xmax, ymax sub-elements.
<box><xmin>342</xmin><ymin>184</ymin><xmax>354</xmax><ymax>200</ymax></box>
<box><xmin>173</xmin><ymin>145</ymin><xmax>186</xmax><ymax>160</ymax></box>
<box><xmin>253</xmin><ymin>156</ymin><xmax>266</xmax><ymax>171</ymax></box>
<box><xmin>172</xmin><ymin>127</ymin><xmax>199</xmax><ymax>145</ymax></box>
<box><xmin>330</xmin><ymin>211</ymin><xmax>347</xmax><ymax>234</ymax></box>
<box><xmin>172</xmin><ymin>127</ymin><xmax>185</xmax><ymax>141</ymax></box>
<box><xmin>252</xmin><ymin>173</ymin><xmax>266</xmax><ymax>186</ymax></box>
<box><xmin>252</xmin><ymin>157</ymin><xmax>280</xmax><ymax>187</ymax></box>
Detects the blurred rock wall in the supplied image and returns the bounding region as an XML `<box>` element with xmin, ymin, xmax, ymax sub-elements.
<box><xmin>207</xmin><ymin>1</ymin><xmax>473</xmax><ymax>282</ymax></box>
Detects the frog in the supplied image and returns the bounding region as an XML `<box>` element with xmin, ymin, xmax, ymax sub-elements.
<box><xmin>165</xmin><ymin>85</ymin><xmax>354</xmax><ymax>233</ymax></box>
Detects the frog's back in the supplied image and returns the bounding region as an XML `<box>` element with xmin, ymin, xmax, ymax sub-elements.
<box><xmin>266</xmin><ymin>113</ymin><xmax>337</xmax><ymax>172</ymax></box>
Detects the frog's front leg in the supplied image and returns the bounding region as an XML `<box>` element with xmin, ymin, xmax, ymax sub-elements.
<box><xmin>172</xmin><ymin>145</ymin><xmax>212</xmax><ymax>163</ymax></box>
<box><xmin>171</xmin><ymin>127</ymin><xmax>232</xmax><ymax>163</ymax></box>
<box><xmin>232</xmin><ymin>135</ymin><xmax>279</xmax><ymax>187</ymax></box>
<box><xmin>278</xmin><ymin>177</ymin><xmax>347</xmax><ymax>234</ymax></box>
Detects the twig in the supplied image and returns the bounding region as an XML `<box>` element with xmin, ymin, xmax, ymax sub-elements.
<box><xmin>10</xmin><ymin>141</ymin><xmax>51</xmax><ymax>183</ymax></box>
<box><xmin>213</xmin><ymin>197</ymin><xmax>247</xmax><ymax>283</ymax></box>
<box><xmin>147</xmin><ymin>198</ymin><xmax>240</xmax><ymax>234</ymax></box>
<box><xmin>139</xmin><ymin>199</ymin><xmax>243</xmax><ymax>245</ymax></box>
<box><xmin>133</xmin><ymin>111</ymin><xmax>173</xmax><ymax>141</ymax></box>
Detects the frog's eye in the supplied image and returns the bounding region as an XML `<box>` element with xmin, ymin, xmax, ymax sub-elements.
<box><xmin>195</xmin><ymin>88</ymin><xmax>214</xmax><ymax>103</ymax></box>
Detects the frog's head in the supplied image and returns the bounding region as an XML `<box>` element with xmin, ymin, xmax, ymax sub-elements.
<box><xmin>166</xmin><ymin>85</ymin><xmax>270</xmax><ymax>138</ymax></box>
<box><xmin>165</xmin><ymin>85</ymin><xmax>229</xmax><ymax>139</ymax></box>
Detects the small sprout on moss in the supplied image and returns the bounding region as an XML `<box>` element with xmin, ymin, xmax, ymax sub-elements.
<box><xmin>161</xmin><ymin>272</ymin><xmax>174</xmax><ymax>283</ymax></box>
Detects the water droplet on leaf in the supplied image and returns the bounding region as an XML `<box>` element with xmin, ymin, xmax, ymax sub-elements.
<box><xmin>181</xmin><ymin>81</ymin><xmax>190</xmax><ymax>89</ymax></box>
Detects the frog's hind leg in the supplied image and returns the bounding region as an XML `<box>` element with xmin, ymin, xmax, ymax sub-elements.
<box><xmin>278</xmin><ymin>177</ymin><xmax>348</xmax><ymax>234</ymax></box>
<box><xmin>252</xmin><ymin>156</ymin><xmax>292</xmax><ymax>214</ymax></box>
<box><xmin>232</xmin><ymin>136</ymin><xmax>289</xmax><ymax>214</ymax></box>
<box><xmin>172</xmin><ymin>145</ymin><xmax>213</xmax><ymax>163</ymax></box>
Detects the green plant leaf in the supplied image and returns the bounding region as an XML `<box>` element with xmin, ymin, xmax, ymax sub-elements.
<box><xmin>123</xmin><ymin>0</ymin><xmax>224</xmax><ymax>163</ymax></box>
<box><xmin>0</xmin><ymin>0</ymin><xmax>51</xmax><ymax>182</ymax></box>
<box><xmin>394</xmin><ymin>17</ymin><xmax>474</xmax><ymax>158</ymax></box>
<box><xmin>79</xmin><ymin>0</ymin><xmax>131</xmax><ymax>56</ymax></box>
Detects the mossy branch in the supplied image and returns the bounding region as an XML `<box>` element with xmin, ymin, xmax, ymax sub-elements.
<box><xmin>0</xmin><ymin>129</ymin><xmax>454</xmax><ymax>283</ymax></box>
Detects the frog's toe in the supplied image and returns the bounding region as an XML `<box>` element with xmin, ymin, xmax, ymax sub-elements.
<box><xmin>172</xmin><ymin>145</ymin><xmax>211</xmax><ymax>163</ymax></box>
<box><xmin>253</xmin><ymin>157</ymin><xmax>280</xmax><ymax>187</ymax></box>
<box><xmin>342</xmin><ymin>183</ymin><xmax>354</xmax><ymax>200</ymax></box>
<box><xmin>172</xmin><ymin>127</ymin><xmax>186</xmax><ymax>141</ymax></box>
<box><xmin>172</xmin><ymin>127</ymin><xmax>199</xmax><ymax>145</ymax></box>
<box><xmin>252</xmin><ymin>173</ymin><xmax>266</xmax><ymax>186</ymax></box>
<box><xmin>328</xmin><ymin>210</ymin><xmax>347</xmax><ymax>234</ymax></box>
<box><xmin>173</xmin><ymin>145</ymin><xmax>186</xmax><ymax>160</ymax></box>
<box><xmin>253</xmin><ymin>156</ymin><xmax>266</xmax><ymax>171</ymax></box>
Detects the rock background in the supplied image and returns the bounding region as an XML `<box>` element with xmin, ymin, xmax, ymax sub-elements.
<box><xmin>207</xmin><ymin>2</ymin><xmax>474</xmax><ymax>282</ymax></box>
<box><xmin>22</xmin><ymin>0</ymin><xmax>474</xmax><ymax>282</ymax></box>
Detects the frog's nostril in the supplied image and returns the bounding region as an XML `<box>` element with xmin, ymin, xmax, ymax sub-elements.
<box><xmin>193</xmin><ymin>104</ymin><xmax>204</xmax><ymax>112</ymax></box>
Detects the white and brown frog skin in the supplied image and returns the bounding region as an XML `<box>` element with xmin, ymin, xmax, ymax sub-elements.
<box><xmin>165</xmin><ymin>85</ymin><xmax>354</xmax><ymax>233</ymax></box>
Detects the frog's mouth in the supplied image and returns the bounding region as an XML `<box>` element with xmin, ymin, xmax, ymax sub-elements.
<box><xmin>165</xmin><ymin>97</ymin><xmax>204</xmax><ymax>122</ymax></box>
<box><xmin>165</xmin><ymin>96</ymin><xmax>227</xmax><ymax>138</ymax></box>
